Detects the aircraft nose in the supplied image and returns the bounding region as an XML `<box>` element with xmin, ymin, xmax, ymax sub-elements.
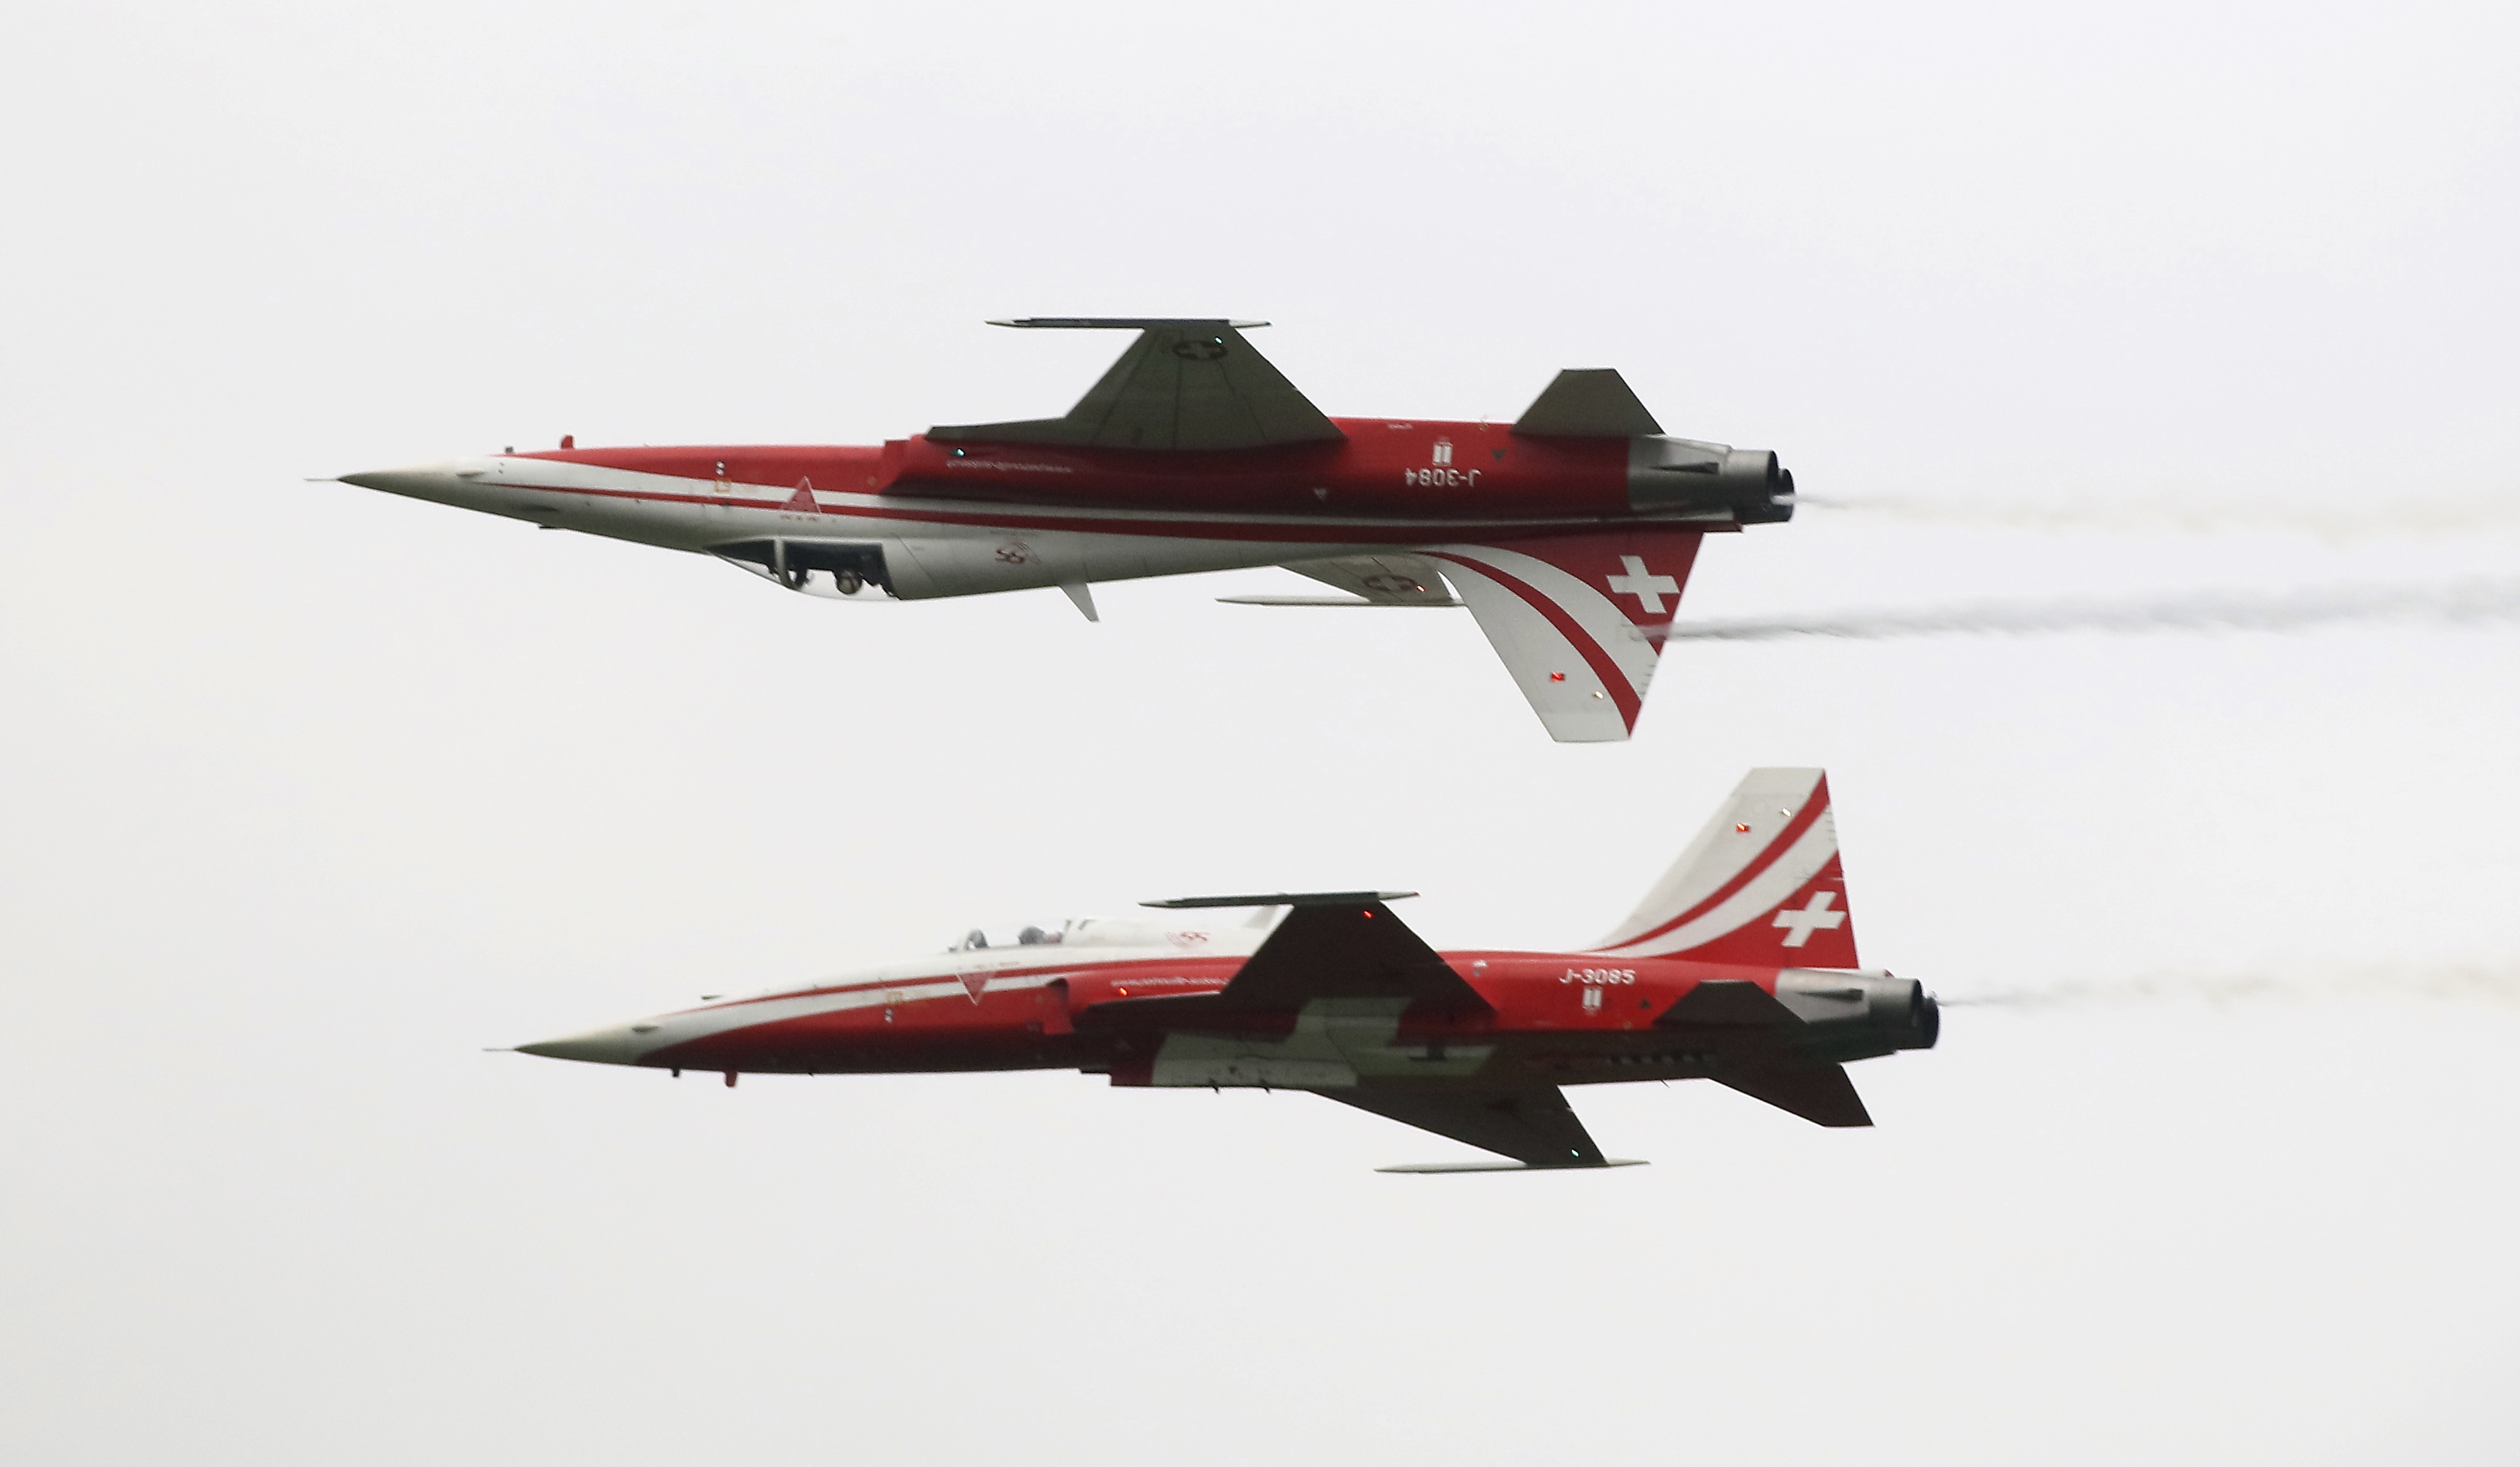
<box><xmin>334</xmin><ymin>461</ymin><xmax>487</xmax><ymax>505</ymax></box>
<box><xmin>340</xmin><ymin>463</ymin><xmax>449</xmax><ymax>495</ymax></box>
<box><xmin>515</xmin><ymin>1022</ymin><xmax>654</xmax><ymax>1066</ymax></box>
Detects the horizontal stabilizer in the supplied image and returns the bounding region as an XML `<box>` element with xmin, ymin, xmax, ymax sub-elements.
<box><xmin>1659</xmin><ymin>979</ymin><xmax>1802</xmax><ymax>1027</ymax></box>
<box><xmin>1512</xmin><ymin>368</ymin><xmax>1664</xmax><ymax>438</ymax></box>
<box><xmin>1215</xmin><ymin>899</ymin><xmax>1489</xmax><ymax>1012</ymax></box>
<box><xmin>1327</xmin><ymin>1086</ymin><xmax>1611</xmax><ymax>1167</ymax></box>
<box><xmin>1717</xmin><ymin>1063</ymin><xmax>1874</xmax><ymax>1128</ymax></box>
<box><xmin>932</xmin><ymin>321</ymin><xmax>1346</xmax><ymax>452</ymax></box>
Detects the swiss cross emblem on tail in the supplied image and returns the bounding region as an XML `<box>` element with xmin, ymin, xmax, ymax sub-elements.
<box><xmin>1605</xmin><ymin>555</ymin><xmax>1680</xmax><ymax>615</ymax></box>
<box><xmin>1587</xmin><ymin>767</ymin><xmax>1862</xmax><ymax>969</ymax></box>
<box><xmin>1772</xmin><ymin>890</ymin><xmax>1846</xmax><ymax>947</ymax></box>
<box><xmin>1424</xmin><ymin>530</ymin><xmax>1708</xmax><ymax>743</ymax></box>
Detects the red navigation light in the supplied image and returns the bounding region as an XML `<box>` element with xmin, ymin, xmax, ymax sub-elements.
<box><xmin>1734</xmin><ymin>823</ymin><xmax>1751</xmax><ymax>833</ymax></box>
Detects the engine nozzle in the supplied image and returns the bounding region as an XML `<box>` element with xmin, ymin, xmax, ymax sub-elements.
<box><xmin>1628</xmin><ymin>437</ymin><xmax>1795</xmax><ymax>524</ymax></box>
<box><xmin>1777</xmin><ymin>970</ymin><xmax>1941</xmax><ymax>1054</ymax></box>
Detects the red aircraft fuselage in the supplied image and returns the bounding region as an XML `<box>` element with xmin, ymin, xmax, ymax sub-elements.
<box><xmin>519</xmin><ymin>770</ymin><xmax>1936</xmax><ymax>1169</ymax></box>
<box><xmin>341</xmin><ymin>321</ymin><xmax>1796</xmax><ymax>743</ymax></box>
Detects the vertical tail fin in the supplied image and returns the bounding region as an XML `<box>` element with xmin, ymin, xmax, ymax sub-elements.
<box><xmin>1590</xmin><ymin>767</ymin><xmax>1859</xmax><ymax>967</ymax></box>
<box><xmin>1424</xmin><ymin>529</ymin><xmax>1706</xmax><ymax>743</ymax></box>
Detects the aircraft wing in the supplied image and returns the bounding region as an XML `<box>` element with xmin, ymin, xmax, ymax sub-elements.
<box><xmin>1190</xmin><ymin>897</ymin><xmax>1493</xmax><ymax>1013</ymax></box>
<box><xmin>1425</xmin><ymin>528</ymin><xmax>1710</xmax><ymax>742</ymax></box>
<box><xmin>1216</xmin><ymin>553</ymin><xmax>1461</xmax><ymax>607</ymax></box>
<box><xmin>928</xmin><ymin>318</ymin><xmax>1348</xmax><ymax>453</ymax></box>
<box><xmin>1328</xmin><ymin>1086</ymin><xmax>1628</xmax><ymax>1170</ymax></box>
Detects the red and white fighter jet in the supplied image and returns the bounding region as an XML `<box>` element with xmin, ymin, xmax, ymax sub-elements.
<box><xmin>343</xmin><ymin>319</ymin><xmax>1796</xmax><ymax>742</ymax></box>
<box><xmin>516</xmin><ymin>769</ymin><xmax>1935</xmax><ymax>1170</ymax></box>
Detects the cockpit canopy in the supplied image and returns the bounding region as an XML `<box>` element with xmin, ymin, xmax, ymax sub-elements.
<box><xmin>947</xmin><ymin>908</ymin><xmax>1288</xmax><ymax>955</ymax></box>
<box><xmin>947</xmin><ymin>921</ymin><xmax>1068</xmax><ymax>953</ymax></box>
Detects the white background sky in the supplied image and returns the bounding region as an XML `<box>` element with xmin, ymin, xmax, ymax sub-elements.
<box><xmin>4</xmin><ymin>2</ymin><xmax>2517</xmax><ymax>1462</ymax></box>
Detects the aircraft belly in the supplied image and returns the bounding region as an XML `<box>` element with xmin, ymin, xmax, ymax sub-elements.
<box><xmin>1151</xmin><ymin>1042</ymin><xmax>1359</xmax><ymax>1088</ymax></box>
<box><xmin>1147</xmin><ymin>999</ymin><xmax>1498</xmax><ymax>1089</ymax></box>
<box><xmin>889</xmin><ymin>528</ymin><xmax>1084</xmax><ymax>597</ymax></box>
<box><xmin>882</xmin><ymin>525</ymin><xmax>1380</xmax><ymax>599</ymax></box>
<box><xmin>574</xmin><ymin>493</ymin><xmax>719</xmax><ymax>551</ymax></box>
<box><xmin>458</xmin><ymin>462</ymin><xmax>1593</xmax><ymax>592</ymax></box>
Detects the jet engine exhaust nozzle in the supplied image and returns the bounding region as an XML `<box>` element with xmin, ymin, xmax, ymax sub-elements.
<box><xmin>1626</xmin><ymin>437</ymin><xmax>1795</xmax><ymax>524</ymax></box>
<box><xmin>1908</xmin><ymin>987</ymin><xmax>1941</xmax><ymax>1051</ymax></box>
<box><xmin>1856</xmin><ymin>975</ymin><xmax>1940</xmax><ymax>1051</ymax></box>
<box><xmin>1777</xmin><ymin>970</ymin><xmax>1940</xmax><ymax>1054</ymax></box>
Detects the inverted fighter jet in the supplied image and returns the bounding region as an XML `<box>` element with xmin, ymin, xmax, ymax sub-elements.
<box><xmin>342</xmin><ymin>320</ymin><xmax>1795</xmax><ymax>741</ymax></box>
<box><xmin>514</xmin><ymin>769</ymin><xmax>1935</xmax><ymax>1170</ymax></box>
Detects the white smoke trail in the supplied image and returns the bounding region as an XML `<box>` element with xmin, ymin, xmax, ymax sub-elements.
<box><xmin>1940</xmin><ymin>958</ymin><xmax>2520</xmax><ymax>1010</ymax></box>
<box><xmin>1659</xmin><ymin>578</ymin><xmax>2520</xmax><ymax>643</ymax></box>
<box><xmin>1799</xmin><ymin>490</ymin><xmax>2520</xmax><ymax>540</ymax></box>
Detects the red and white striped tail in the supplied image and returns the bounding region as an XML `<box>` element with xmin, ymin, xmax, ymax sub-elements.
<box><xmin>1590</xmin><ymin>767</ymin><xmax>1860</xmax><ymax>967</ymax></box>
<box><xmin>1425</xmin><ymin>529</ymin><xmax>1705</xmax><ymax>743</ymax></box>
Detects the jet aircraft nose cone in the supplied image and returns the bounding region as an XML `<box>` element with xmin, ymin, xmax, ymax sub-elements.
<box><xmin>335</xmin><ymin>460</ymin><xmax>511</xmax><ymax>511</ymax></box>
<box><xmin>338</xmin><ymin>464</ymin><xmax>456</xmax><ymax>497</ymax></box>
<box><xmin>515</xmin><ymin>1023</ymin><xmax>654</xmax><ymax>1066</ymax></box>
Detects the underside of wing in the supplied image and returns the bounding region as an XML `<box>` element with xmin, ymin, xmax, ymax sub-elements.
<box><xmin>1327</xmin><ymin>1086</ymin><xmax>1616</xmax><ymax>1168</ymax></box>
<box><xmin>928</xmin><ymin>319</ymin><xmax>1347</xmax><ymax>452</ymax></box>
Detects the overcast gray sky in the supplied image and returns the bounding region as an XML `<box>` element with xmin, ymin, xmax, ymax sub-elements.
<box><xmin>4</xmin><ymin>2</ymin><xmax>2516</xmax><ymax>1463</ymax></box>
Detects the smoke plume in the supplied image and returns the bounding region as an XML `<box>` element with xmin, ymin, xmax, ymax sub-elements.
<box><xmin>1939</xmin><ymin>958</ymin><xmax>2520</xmax><ymax>1010</ymax></box>
<box><xmin>1799</xmin><ymin>491</ymin><xmax>2520</xmax><ymax>540</ymax></box>
<box><xmin>1661</xmin><ymin>578</ymin><xmax>2520</xmax><ymax>643</ymax></box>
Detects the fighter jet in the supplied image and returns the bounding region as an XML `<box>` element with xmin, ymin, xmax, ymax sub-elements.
<box><xmin>342</xmin><ymin>320</ymin><xmax>1795</xmax><ymax>742</ymax></box>
<box><xmin>514</xmin><ymin>769</ymin><xmax>1934</xmax><ymax>1170</ymax></box>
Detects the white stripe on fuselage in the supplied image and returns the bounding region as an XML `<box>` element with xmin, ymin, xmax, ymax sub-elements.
<box><xmin>597</xmin><ymin>945</ymin><xmax>1221</xmax><ymax>1061</ymax></box>
<box><xmin>427</xmin><ymin>455</ymin><xmax>1650</xmax><ymax>546</ymax></box>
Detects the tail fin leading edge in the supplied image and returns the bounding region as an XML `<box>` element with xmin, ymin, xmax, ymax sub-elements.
<box><xmin>1426</xmin><ymin>529</ymin><xmax>1705</xmax><ymax>743</ymax></box>
<box><xmin>1591</xmin><ymin>767</ymin><xmax>1860</xmax><ymax>967</ymax></box>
